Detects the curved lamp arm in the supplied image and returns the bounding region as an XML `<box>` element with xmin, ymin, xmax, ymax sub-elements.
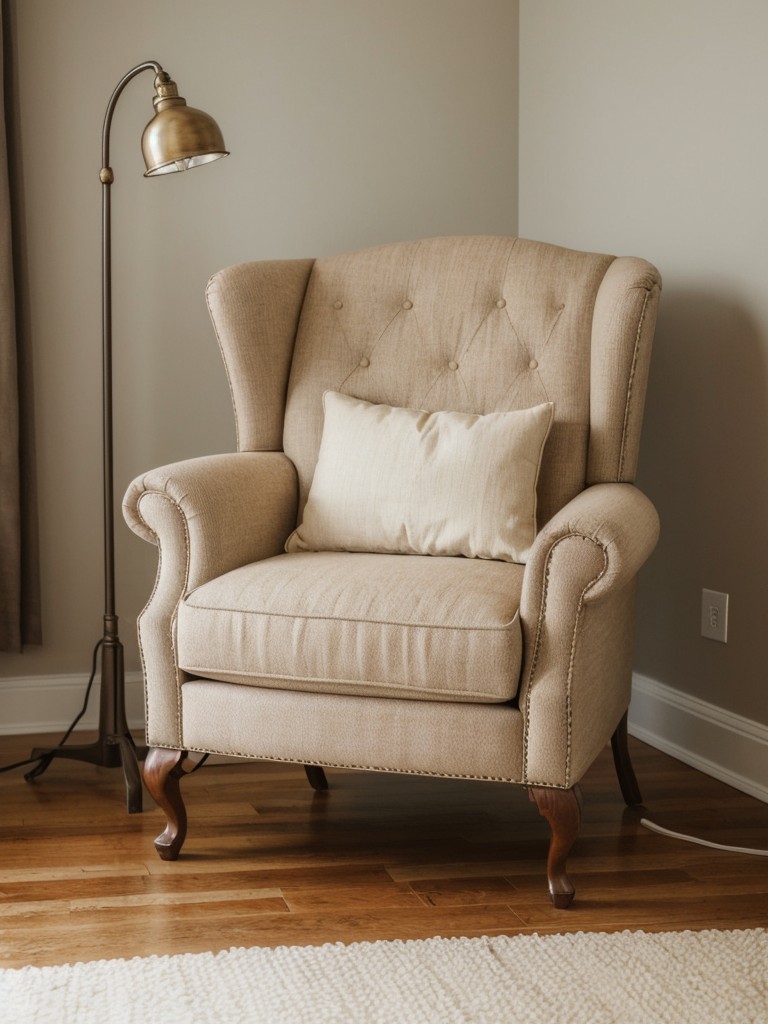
<box><xmin>100</xmin><ymin>60</ymin><xmax>163</xmax><ymax>182</ymax></box>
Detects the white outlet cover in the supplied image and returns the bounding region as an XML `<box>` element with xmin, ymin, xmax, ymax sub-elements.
<box><xmin>701</xmin><ymin>589</ymin><xmax>729</xmax><ymax>643</ymax></box>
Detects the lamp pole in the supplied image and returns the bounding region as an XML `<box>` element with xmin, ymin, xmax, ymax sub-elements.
<box><xmin>26</xmin><ymin>62</ymin><xmax>228</xmax><ymax>812</ymax></box>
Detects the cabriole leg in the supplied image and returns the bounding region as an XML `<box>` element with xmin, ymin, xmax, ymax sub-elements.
<box><xmin>610</xmin><ymin>711</ymin><xmax>643</xmax><ymax>806</ymax></box>
<box><xmin>529</xmin><ymin>785</ymin><xmax>582</xmax><ymax>908</ymax></box>
<box><xmin>143</xmin><ymin>747</ymin><xmax>190</xmax><ymax>861</ymax></box>
<box><xmin>304</xmin><ymin>765</ymin><xmax>329</xmax><ymax>791</ymax></box>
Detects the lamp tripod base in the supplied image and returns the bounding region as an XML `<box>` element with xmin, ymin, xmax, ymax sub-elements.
<box><xmin>25</xmin><ymin>632</ymin><xmax>146</xmax><ymax>813</ymax></box>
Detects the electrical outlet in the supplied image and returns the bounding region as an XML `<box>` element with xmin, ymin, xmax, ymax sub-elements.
<box><xmin>701</xmin><ymin>589</ymin><xmax>728</xmax><ymax>643</ymax></box>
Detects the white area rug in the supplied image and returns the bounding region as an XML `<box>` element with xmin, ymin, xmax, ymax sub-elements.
<box><xmin>3</xmin><ymin>928</ymin><xmax>767</xmax><ymax>1024</ymax></box>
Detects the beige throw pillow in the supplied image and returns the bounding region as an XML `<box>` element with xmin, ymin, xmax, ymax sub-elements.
<box><xmin>285</xmin><ymin>392</ymin><xmax>554</xmax><ymax>564</ymax></box>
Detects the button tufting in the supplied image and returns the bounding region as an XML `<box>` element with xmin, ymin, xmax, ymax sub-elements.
<box><xmin>529</xmin><ymin>359</ymin><xmax>539</xmax><ymax>370</ymax></box>
<box><xmin>333</xmin><ymin>300</ymin><xmax>343</xmax><ymax>309</ymax></box>
<box><xmin>496</xmin><ymin>299</ymin><xmax>507</xmax><ymax>308</ymax></box>
<box><xmin>448</xmin><ymin>360</ymin><xmax>459</xmax><ymax>371</ymax></box>
<box><xmin>358</xmin><ymin>357</ymin><xmax>370</xmax><ymax>368</ymax></box>
<box><xmin>402</xmin><ymin>299</ymin><xmax>413</xmax><ymax>310</ymax></box>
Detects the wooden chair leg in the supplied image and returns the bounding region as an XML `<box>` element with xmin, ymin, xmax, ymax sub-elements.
<box><xmin>529</xmin><ymin>785</ymin><xmax>582</xmax><ymax>908</ymax></box>
<box><xmin>304</xmin><ymin>764</ymin><xmax>329</xmax><ymax>791</ymax></box>
<box><xmin>611</xmin><ymin>711</ymin><xmax>643</xmax><ymax>806</ymax></box>
<box><xmin>143</xmin><ymin>747</ymin><xmax>190</xmax><ymax>861</ymax></box>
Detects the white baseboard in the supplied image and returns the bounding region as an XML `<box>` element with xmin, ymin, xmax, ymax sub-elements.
<box><xmin>629</xmin><ymin>672</ymin><xmax>768</xmax><ymax>805</ymax></box>
<box><xmin>0</xmin><ymin>671</ymin><xmax>145</xmax><ymax>736</ymax></box>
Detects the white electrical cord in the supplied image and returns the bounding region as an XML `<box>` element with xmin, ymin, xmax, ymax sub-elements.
<box><xmin>641</xmin><ymin>818</ymin><xmax>768</xmax><ymax>857</ymax></box>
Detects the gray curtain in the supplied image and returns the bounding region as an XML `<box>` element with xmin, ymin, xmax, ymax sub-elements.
<box><xmin>0</xmin><ymin>0</ymin><xmax>40</xmax><ymax>651</ymax></box>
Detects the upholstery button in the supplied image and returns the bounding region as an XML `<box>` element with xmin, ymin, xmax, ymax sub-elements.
<box><xmin>448</xmin><ymin>360</ymin><xmax>459</xmax><ymax>371</ymax></box>
<box><xmin>333</xmin><ymin>300</ymin><xmax>343</xmax><ymax>309</ymax></box>
<box><xmin>359</xmin><ymin>357</ymin><xmax>370</xmax><ymax>368</ymax></box>
<box><xmin>496</xmin><ymin>299</ymin><xmax>506</xmax><ymax>308</ymax></box>
<box><xmin>529</xmin><ymin>359</ymin><xmax>539</xmax><ymax>370</ymax></box>
<box><xmin>402</xmin><ymin>300</ymin><xmax>413</xmax><ymax>310</ymax></box>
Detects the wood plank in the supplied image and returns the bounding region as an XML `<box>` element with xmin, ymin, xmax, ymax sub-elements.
<box><xmin>0</xmin><ymin>730</ymin><xmax>767</xmax><ymax>968</ymax></box>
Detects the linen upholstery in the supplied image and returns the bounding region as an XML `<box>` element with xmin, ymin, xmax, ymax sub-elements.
<box><xmin>123</xmin><ymin>235</ymin><xmax>661</xmax><ymax>796</ymax></box>
<box><xmin>286</xmin><ymin>393</ymin><xmax>553</xmax><ymax>563</ymax></box>
<box><xmin>518</xmin><ymin>482</ymin><xmax>660</xmax><ymax>785</ymax></box>
<box><xmin>205</xmin><ymin>259</ymin><xmax>314</xmax><ymax>451</ymax></box>
<box><xmin>284</xmin><ymin>236</ymin><xmax>618</xmax><ymax>528</ymax></box>
<box><xmin>123</xmin><ymin>452</ymin><xmax>298</xmax><ymax>747</ymax></box>
<box><xmin>181</xmin><ymin>681</ymin><xmax>526</xmax><ymax>782</ymax></box>
<box><xmin>178</xmin><ymin>551</ymin><xmax>525</xmax><ymax>703</ymax></box>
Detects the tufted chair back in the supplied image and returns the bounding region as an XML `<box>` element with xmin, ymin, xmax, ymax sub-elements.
<box><xmin>206</xmin><ymin>236</ymin><xmax>661</xmax><ymax>529</ymax></box>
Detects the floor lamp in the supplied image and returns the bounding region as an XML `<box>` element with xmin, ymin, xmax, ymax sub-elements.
<box><xmin>25</xmin><ymin>61</ymin><xmax>228</xmax><ymax>813</ymax></box>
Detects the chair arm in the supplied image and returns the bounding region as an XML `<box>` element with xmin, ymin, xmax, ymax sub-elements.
<box><xmin>122</xmin><ymin>452</ymin><xmax>297</xmax><ymax>748</ymax></box>
<box><xmin>523</xmin><ymin>482</ymin><xmax>660</xmax><ymax>612</ymax></box>
<box><xmin>518</xmin><ymin>483</ymin><xmax>659</xmax><ymax>788</ymax></box>
<box><xmin>123</xmin><ymin>451</ymin><xmax>298</xmax><ymax>592</ymax></box>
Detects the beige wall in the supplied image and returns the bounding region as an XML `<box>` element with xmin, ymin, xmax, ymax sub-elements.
<box><xmin>520</xmin><ymin>1</ymin><xmax>768</xmax><ymax>727</ymax></box>
<box><xmin>0</xmin><ymin>0</ymin><xmax>518</xmax><ymax>686</ymax></box>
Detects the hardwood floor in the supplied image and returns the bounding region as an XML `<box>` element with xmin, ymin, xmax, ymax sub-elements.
<box><xmin>1</xmin><ymin>731</ymin><xmax>766</xmax><ymax>967</ymax></box>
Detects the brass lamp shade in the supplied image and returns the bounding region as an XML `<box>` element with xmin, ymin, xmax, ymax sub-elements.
<box><xmin>141</xmin><ymin>72</ymin><xmax>228</xmax><ymax>176</ymax></box>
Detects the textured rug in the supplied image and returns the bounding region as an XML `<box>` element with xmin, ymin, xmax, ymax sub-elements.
<box><xmin>2</xmin><ymin>928</ymin><xmax>767</xmax><ymax>1024</ymax></box>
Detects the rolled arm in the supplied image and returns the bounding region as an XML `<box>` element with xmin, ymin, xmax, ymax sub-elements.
<box><xmin>122</xmin><ymin>451</ymin><xmax>298</xmax><ymax>747</ymax></box>
<box><xmin>124</xmin><ymin>451</ymin><xmax>298</xmax><ymax>591</ymax></box>
<box><xmin>519</xmin><ymin>483</ymin><xmax>659</xmax><ymax>788</ymax></box>
<box><xmin>523</xmin><ymin>482</ymin><xmax>660</xmax><ymax>611</ymax></box>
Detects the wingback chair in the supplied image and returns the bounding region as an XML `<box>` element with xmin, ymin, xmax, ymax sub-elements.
<box><xmin>123</xmin><ymin>236</ymin><xmax>661</xmax><ymax>907</ymax></box>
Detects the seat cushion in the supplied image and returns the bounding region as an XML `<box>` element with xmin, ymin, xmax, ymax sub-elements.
<box><xmin>177</xmin><ymin>551</ymin><xmax>525</xmax><ymax>703</ymax></box>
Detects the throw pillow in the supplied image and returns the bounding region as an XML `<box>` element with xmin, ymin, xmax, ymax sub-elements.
<box><xmin>285</xmin><ymin>391</ymin><xmax>554</xmax><ymax>563</ymax></box>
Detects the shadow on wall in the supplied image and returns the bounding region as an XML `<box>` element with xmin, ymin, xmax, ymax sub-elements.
<box><xmin>633</xmin><ymin>288</ymin><xmax>768</xmax><ymax>709</ymax></box>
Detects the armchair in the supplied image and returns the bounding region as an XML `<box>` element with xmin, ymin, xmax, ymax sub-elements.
<box><xmin>124</xmin><ymin>236</ymin><xmax>661</xmax><ymax>907</ymax></box>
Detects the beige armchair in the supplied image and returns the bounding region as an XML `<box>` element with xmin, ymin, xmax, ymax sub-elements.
<box><xmin>123</xmin><ymin>236</ymin><xmax>661</xmax><ymax>907</ymax></box>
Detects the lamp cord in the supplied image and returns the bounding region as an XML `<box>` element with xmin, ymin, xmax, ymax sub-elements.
<box><xmin>0</xmin><ymin>639</ymin><xmax>104</xmax><ymax>775</ymax></box>
<box><xmin>641</xmin><ymin>817</ymin><xmax>768</xmax><ymax>857</ymax></box>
